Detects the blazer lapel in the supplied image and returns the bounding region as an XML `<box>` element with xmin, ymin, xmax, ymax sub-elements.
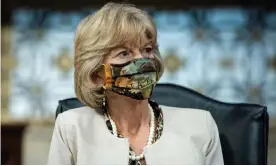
<box><xmin>99</xmin><ymin>136</ymin><xmax>130</xmax><ymax>165</ymax></box>
<box><xmin>144</xmin><ymin>109</ymin><xmax>204</xmax><ymax>165</ymax></box>
<box><xmin>89</xmin><ymin>111</ymin><xmax>130</xmax><ymax>165</ymax></box>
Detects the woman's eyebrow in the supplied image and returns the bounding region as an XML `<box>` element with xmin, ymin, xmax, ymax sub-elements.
<box><xmin>142</xmin><ymin>41</ymin><xmax>153</xmax><ymax>47</ymax></box>
<box><xmin>112</xmin><ymin>46</ymin><xmax>128</xmax><ymax>52</ymax></box>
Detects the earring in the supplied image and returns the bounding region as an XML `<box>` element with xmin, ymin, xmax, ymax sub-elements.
<box><xmin>102</xmin><ymin>86</ymin><xmax>107</xmax><ymax>110</ymax></box>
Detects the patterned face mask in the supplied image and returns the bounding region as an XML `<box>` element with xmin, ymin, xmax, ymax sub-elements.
<box><xmin>103</xmin><ymin>58</ymin><xmax>160</xmax><ymax>100</ymax></box>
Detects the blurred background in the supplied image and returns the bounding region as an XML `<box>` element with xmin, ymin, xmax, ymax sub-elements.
<box><xmin>1</xmin><ymin>0</ymin><xmax>276</xmax><ymax>164</ymax></box>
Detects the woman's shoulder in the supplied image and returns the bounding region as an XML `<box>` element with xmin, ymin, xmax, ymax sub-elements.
<box><xmin>56</xmin><ymin>106</ymin><xmax>103</xmax><ymax>126</ymax></box>
<box><xmin>159</xmin><ymin>105</ymin><xmax>217</xmax><ymax>142</ymax></box>
<box><xmin>160</xmin><ymin>105</ymin><xmax>213</xmax><ymax>122</ymax></box>
<box><xmin>158</xmin><ymin>105</ymin><xmax>223</xmax><ymax>164</ymax></box>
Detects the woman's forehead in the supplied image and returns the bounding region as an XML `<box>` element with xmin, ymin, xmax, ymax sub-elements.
<box><xmin>118</xmin><ymin>39</ymin><xmax>153</xmax><ymax>49</ymax></box>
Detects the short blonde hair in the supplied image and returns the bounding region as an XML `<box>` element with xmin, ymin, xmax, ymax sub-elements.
<box><xmin>74</xmin><ymin>2</ymin><xmax>164</xmax><ymax>108</ymax></box>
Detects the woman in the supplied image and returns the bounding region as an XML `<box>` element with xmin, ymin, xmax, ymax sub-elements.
<box><xmin>48</xmin><ymin>2</ymin><xmax>224</xmax><ymax>165</ymax></box>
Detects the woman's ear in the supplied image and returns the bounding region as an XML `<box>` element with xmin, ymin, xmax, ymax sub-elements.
<box><xmin>91</xmin><ymin>71</ymin><xmax>104</xmax><ymax>85</ymax></box>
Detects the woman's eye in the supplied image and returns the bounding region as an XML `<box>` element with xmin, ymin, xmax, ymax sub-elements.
<box><xmin>145</xmin><ymin>47</ymin><xmax>153</xmax><ymax>53</ymax></box>
<box><xmin>141</xmin><ymin>47</ymin><xmax>153</xmax><ymax>56</ymax></box>
<box><xmin>118</xmin><ymin>51</ymin><xmax>129</xmax><ymax>57</ymax></box>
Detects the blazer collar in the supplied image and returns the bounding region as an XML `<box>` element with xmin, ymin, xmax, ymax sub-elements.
<box><xmin>92</xmin><ymin>107</ymin><xmax>201</xmax><ymax>165</ymax></box>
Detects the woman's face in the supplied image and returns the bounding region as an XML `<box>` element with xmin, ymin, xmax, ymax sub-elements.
<box><xmin>93</xmin><ymin>40</ymin><xmax>155</xmax><ymax>85</ymax></box>
<box><xmin>104</xmin><ymin>40</ymin><xmax>154</xmax><ymax>65</ymax></box>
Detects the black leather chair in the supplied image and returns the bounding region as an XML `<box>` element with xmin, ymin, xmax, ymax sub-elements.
<box><xmin>56</xmin><ymin>83</ymin><xmax>269</xmax><ymax>165</ymax></box>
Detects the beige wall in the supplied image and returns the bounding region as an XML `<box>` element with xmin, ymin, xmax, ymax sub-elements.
<box><xmin>269</xmin><ymin>119</ymin><xmax>276</xmax><ymax>165</ymax></box>
<box><xmin>23</xmin><ymin>124</ymin><xmax>54</xmax><ymax>165</ymax></box>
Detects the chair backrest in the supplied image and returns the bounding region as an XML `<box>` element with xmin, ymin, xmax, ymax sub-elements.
<box><xmin>56</xmin><ymin>83</ymin><xmax>269</xmax><ymax>165</ymax></box>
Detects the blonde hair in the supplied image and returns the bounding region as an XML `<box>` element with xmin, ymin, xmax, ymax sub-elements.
<box><xmin>74</xmin><ymin>2</ymin><xmax>164</xmax><ymax>108</ymax></box>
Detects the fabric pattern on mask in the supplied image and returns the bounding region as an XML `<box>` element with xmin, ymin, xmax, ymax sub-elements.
<box><xmin>103</xmin><ymin>58</ymin><xmax>160</xmax><ymax>100</ymax></box>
